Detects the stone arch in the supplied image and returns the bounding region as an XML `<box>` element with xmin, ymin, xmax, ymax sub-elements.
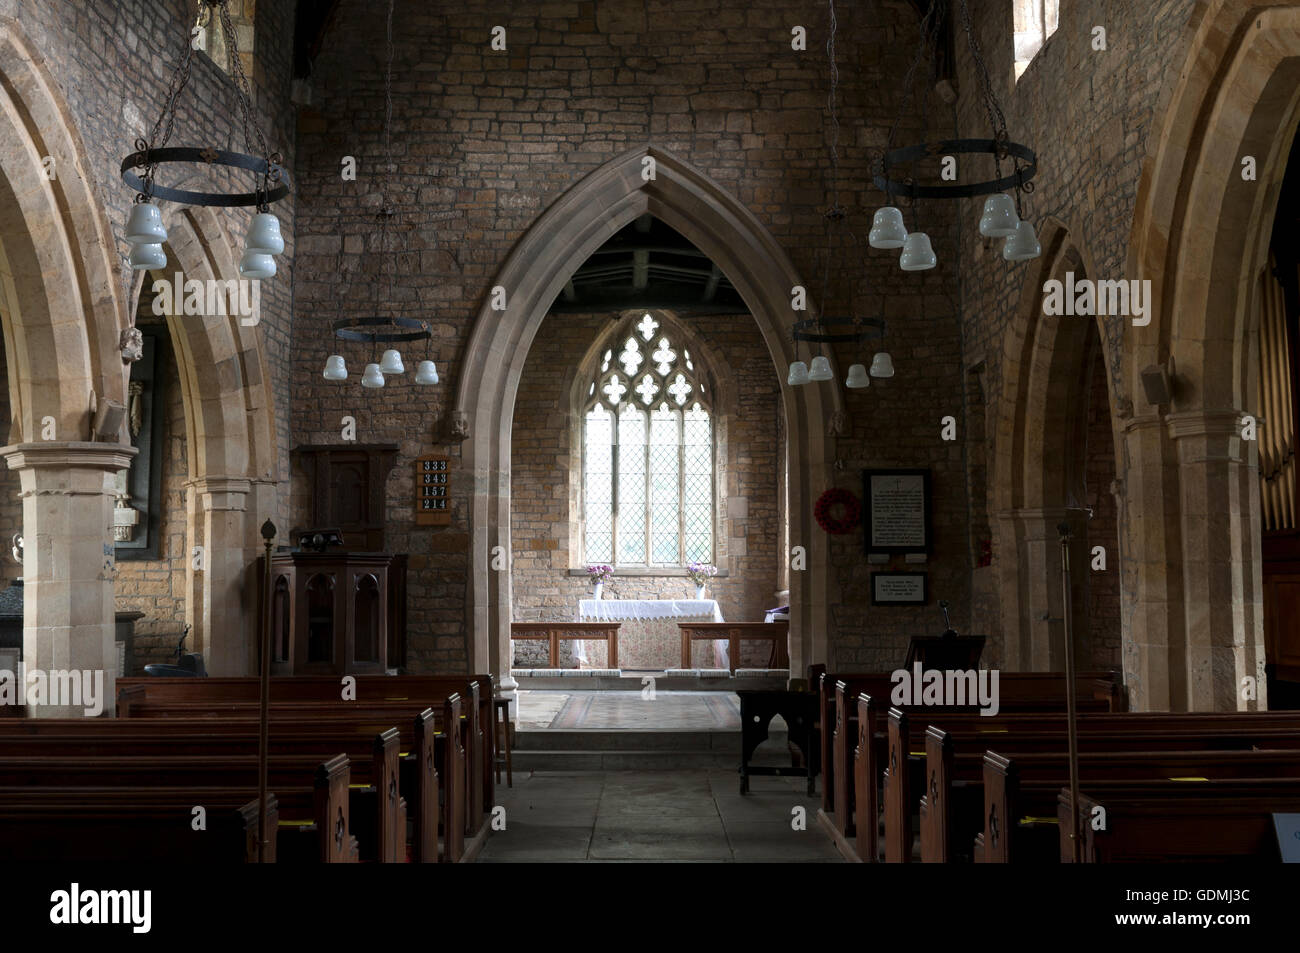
<box><xmin>455</xmin><ymin>146</ymin><xmax>838</xmax><ymax>688</ymax></box>
<box><xmin>1124</xmin><ymin>1</ymin><xmax>1300</xmax><ymax>709</ymax></box>
<box><xmin>127</xmin><ymin>206</ymin><xmax>279</xmax><ymax>675</ymax></box>
<box><xmin>0</xmin><ymin>17</ymin><xmax>128</xmax><ymax>439</ymax></box>
<box><xmin>993</xmin><ymin>218</ymin><xmax>1118</xmax><ymax>670</ymax></box>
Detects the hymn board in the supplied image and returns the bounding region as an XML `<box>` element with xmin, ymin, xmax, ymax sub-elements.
<box><xmin>415</xmin><ymin>455</ymin><xmax>451</xmax><ymax>525</ymax></box>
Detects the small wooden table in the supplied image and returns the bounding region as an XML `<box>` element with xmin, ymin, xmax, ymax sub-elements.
<box><xmin>737</xmin><ymin>689</ymin><xmax>818</xmax><ymax>795</ymax></box>
<box><xmin>677</xmin><ymin>621</ymin><xmax>790</xmax><ymax>673</ymax></box>
<box><xmin>510</xmin><ymin>622</ymin><xmax>620</xmax><ymax>668</ymax></box>
<box><xmin>493</xmin><ymin>697</ymin><xmax>513</xmax><ymax>788</ymax></box>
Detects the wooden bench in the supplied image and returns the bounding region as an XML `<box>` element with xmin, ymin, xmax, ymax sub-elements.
<box><xmin>510</xmin><ymin>622</ymin><xmax>620</xmax><ymax>668</ymax></box>
<box><xmin>679</xmin><ymin>622</ymin><xmax>789</xmax><ymax>673</ymax></box>
<box><xmin>117</xmin><ymin>673</ymin><xmax>493</xmax><ymax>844</ymax></box>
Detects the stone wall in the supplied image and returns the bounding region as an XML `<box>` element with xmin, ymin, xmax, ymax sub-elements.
<box><xmin>294</xmin><ymin>0</ymin><xmax>970</xmax><ymax>675</ymax></box>
<box><xmin>952</xmin><ymin>0</ymin><xmax>1197</xmax><ymax>656</ymax></box>
<box><xmin>510</xmin><ymin>310</ymin><xmax>782</xmax><ymax>668</ymax></box>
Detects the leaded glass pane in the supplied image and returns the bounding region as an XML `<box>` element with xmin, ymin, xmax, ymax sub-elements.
<box><xmin>649</xmin><ymin>404</ymin><xmax>680</xmax><ymax>564</ymax></box>
<box><xmin>584</xmin><ymin>405</ymin><xmax>613</xmax><ymax>563</ymax></box>
<box><xmin>683</xmin><ymin>402</ymin><xmax>712</xmax><ymax>562</ymax></box>
<box><xmin>617</xmin><ymin>405</ymin><xmax>647</xmax><ymax>564</ymax></box>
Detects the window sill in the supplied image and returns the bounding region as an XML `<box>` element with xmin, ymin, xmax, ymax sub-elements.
<box><xmin>567</xmin><ymin>568</ymin><xmax>729</xmax><ymax>578</ymax></box>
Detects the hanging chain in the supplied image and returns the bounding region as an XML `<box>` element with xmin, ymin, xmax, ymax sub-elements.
<box><xmin>216</xmin><ymin>0</ymin><xmax>278</xmax><ymax>210</ymax></box>
<box><xmin>816</xmin><ymin>0</ymin><xmax>843</xmax><ymax>342</ymax></box>
<box><xmin>382</xmin><ymin>0</ymin><xmax>396</xmax><ymax>321</ymax></box>
<box><xmin>136</xmin><ymin>2</ymin><xmax>201</xmax><ymax>202</ymax></box>
<box><xmin>956</xmin><ymin>0</ymin><xmax>1013</xmax><ymax>181</ymax></box>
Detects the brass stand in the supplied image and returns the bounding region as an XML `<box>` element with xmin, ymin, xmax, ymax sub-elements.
<box><xmin>1058</xmin><ymin>522</ymin><xmax>1082</xmax><ymax>863</ymax></box>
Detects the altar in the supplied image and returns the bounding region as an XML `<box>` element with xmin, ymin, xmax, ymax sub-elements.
<box><xmin>576</xmin><ymin>598</ymin><xmax>727</xmax><ymax>670</ymax></box>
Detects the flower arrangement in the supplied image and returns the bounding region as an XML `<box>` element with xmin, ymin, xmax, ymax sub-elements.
<box><xmin>586</xmin><ymin>564</ymin><xmax>614</xmax><ymax>585</ymax></box>
<box><xmin>686</xmin><ymin>562</ymin><xmax>718</xmax><ymax>586</ymax></box>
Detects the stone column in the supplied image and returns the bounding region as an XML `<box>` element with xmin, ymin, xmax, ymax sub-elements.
<box><xmin>2</xmin><ymin>442</ymin><xmax>137</xmax><ymax>717</ymax></box>
<box><xmin>186</xmin><ymin>476</ymin><xmax>254</xmax><ymax>677</ymax></box>
<box><xmin>1167</xmin><ymin>410</ymin><xmax>1264</xmax><ymax>711</ymax></box>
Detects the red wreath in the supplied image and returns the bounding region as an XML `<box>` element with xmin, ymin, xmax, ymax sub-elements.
<box><xmin>815</xmin><ymin>488</ymin><xmax>861</xmax><ymax>535</ymax></box>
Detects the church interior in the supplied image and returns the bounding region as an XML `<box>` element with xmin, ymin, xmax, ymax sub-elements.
<box><xmin>3</xmin><ymin>0</ymin><xmax>1300</xmax><ymax>890</ymax></box>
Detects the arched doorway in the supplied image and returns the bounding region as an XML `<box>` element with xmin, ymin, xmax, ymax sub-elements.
<box><xmin>453</xmin><ymin>147</ymin><xmax>839</xmax><ymax>697</ymax></box>
<box><xmin>994</xmin><ymin>220</ymin><xmax>1121</xmax><ymax>673</ymax></box>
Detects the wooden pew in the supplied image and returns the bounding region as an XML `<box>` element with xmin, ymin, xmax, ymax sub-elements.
<box><xmin>896</xmin><ymin>710</ymin><xmax>1300</xmax><ymax>862</ymax></box>
<box><xmin>981</xmin><ymin>749</ymin><xmax>1300</xmax><ymax>863</ymax></box>
<box><xmin>117</xmin><ymin>673</ymin><xmax>494</xmax><ymax>833</ymax></box>
<box><xmin>0</xmin><ymin>792</ymin><xmax>274</xmax><ymax>863</ymax></box>
<box><xmin>1061</xmin><ymin>781</ymin><xmax>1300</xmax><ymax>862</ymax></box>
<box><xmin>823</xmin><ymin>670</ymin><xmax>1124</xmax><ymax>847</ymax></box>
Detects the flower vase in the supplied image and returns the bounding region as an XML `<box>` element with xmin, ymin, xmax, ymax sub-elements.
<box><xmin>694</xmin><ymin>584</ymin><xmax>706</xmax><ymax>600</ymax></box>
<box><xmin>594</xmin><ymin>582</ymin><xmax>604</xmax><ymax>600</ymax></box>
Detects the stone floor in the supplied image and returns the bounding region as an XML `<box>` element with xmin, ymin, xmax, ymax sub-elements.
<box><xmin>476</xmin><ymin>769</ymin><xmax>844</xmax><ymax>863</ymax></box>
<box><xmin>518</xmin><ymin>689</ymin><xmax>747</xmax><ymax>730</ymax></box>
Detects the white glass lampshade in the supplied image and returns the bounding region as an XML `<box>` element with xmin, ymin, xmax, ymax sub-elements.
<box><xmin>979</xmin><ymin>193</ymin><xmax>1020</xmax><ymax>238</ymax></box>
<box><xmin>415</xmin><ymin>360</ymin><xmax>439</xmax><ymax>385</ymax></box>
<box><xmin>869</xmin><ymin>352</ymin><xmax>895</xmax><ymax>378</ymax></box>
<box><xmin>125</xmin><ymin>202</ymin><xmax>168</xmax><ymax>245</ymax></box>
<box><xmin>808</xmin><ymin>355</ymin><xmax>834</xmax><ymax>381</ymax></box>
<box><xmin>128</xmin><ymin>242</ymin><xmax>167</xmax><ymax>271</ymax></box>
<box><xmin>239</xmin><ymin>249</ymin><xmax>276</xmax><ymax>279</ymax></box>
<box><xmin>845</xmin><ymin>363</ymin><xmax>870</xmax><ymax>388</ymax></box>
<box><xmin>787</xmin><ymin>361</ymin><xmax>810</xmax><ymax>386</ymax></box>
<box><xmin>1002</xmin><ymin>220</ymin><xmax>1042</xmax><ymax>262</ymax></box>
<box><xmin>244</xmin><ymin>212</ymin><xmax>284</xmax><ymax>256</ymax></box>
<box><xmin>868</xmin><ymin>206</ymin><xmax>908</xmax><ymax>249</ymax></box>
<box><xmin>322</xmin><ymin>355</ymin><xmax>348</xmax><ymax>381</ymax></box>
<box><xmin>899</xmin><ymin>232</ymin><xmax>937</xmax><ymax>271</ymax></box>
<box><xmin>379</xmin><ymin>349</ymin><xmax>405</xmax><ymax>374</ymax></box>
<box><xmin>361</xmin><ymin>363</ymin><xmax>385</xmax><ymax>388</ymax></box>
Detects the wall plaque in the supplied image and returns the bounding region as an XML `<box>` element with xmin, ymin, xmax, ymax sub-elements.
<box><xmin>415</xmin><ymin>455</ymin><xmax>450</xmax><ymax>526</ymax></box>
<box><xmin>864</xmin><ymin>468</ymin><xmax>931</xmax><ymax>555</ymax></box>
<box><xmin>871</xmin><ymin>571</ymin><xmax>928</xmax><ymax>605</ymax></box>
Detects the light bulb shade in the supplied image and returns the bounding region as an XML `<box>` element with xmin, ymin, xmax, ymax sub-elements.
<box><xmin>361</xmin><ymin>363</ymin><xmax>385</xmax><ymax>388</ymax></box>
<box><xmin>379</xmin><ymin>349</ymin><xmax>405</xmax><ymax>374</ymax></box>
<box><xmin>128</xmin><ymin>242</ymin><xmax>166</xmax><ymax>271</ymax></box>
<box><xmin>244</xmin><ymin>212</ymin><xmax>284</xmax><ymax>256</ymax></box>
<box><xmin>125</xmin><ymin>202</ymin><xmax>168</xmax><ymax>245</ymax></box>
<box><xmin>808</xmin><ymin>355</ymin><xmax>834</xmax><ymax>381</ymax></box>
<box><xmin>1002</xmin><ymin>220</ymin><xmax>1042</xmax><ymax>262</ymax></box>
<box><xmin>415</xmin><ymin>360</ymin><xmax>439</xmax><ymax>385</ymax></box>
<box><xmin>787</xmin><ymin>361</ymin><xmax>810</xmax><ymax>386</ymax></box>
<box><xmin>322</xmin><ymin>355</ymin><xmax>348</xmax><ymax>381</ymax></box>
<box><xmin>899</xmin><ymin>232</ymin><xmax>937</xmax><ymax>271</ymax></box>
<box><xmin>979</xmin><ymin>193</ymin><xmax>1020</xmax><ymax>238</ymax></box>
<box><xmin>869</xmin><ymin>352</ymin><xmax>895</xmax><ymax>378</ymax></box>
<box><xmin>239</xmin><ymin>249</ymin><xmax>276</xmax><ymax>279</ymax></box>
<box><xmin>868</xmin><ymin>206</ymin><xmax>908</xmax><ymax>249</ymax></box>
<box><xmin>845</xmin><ymin>364</ymin><xmax>870</xmax><ymax>388</ymax></box>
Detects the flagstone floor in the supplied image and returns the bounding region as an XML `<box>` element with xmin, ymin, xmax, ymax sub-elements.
<box><xmin>517</xmin><ymin>690</ymin><xmax>747</xmax><ymax>730</ymax></box>
<box><xmin>475</xmin><ymin>769</ymin><xmax>844</xmax><ymax>863</ymax></box>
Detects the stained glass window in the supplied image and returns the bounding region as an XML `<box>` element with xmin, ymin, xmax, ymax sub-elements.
<box><xmin>583</xmin><ymin>315</ymin><xmax>714</xmax><ymax>567</ymax></box>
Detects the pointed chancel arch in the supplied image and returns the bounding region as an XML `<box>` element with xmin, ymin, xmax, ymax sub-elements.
<box><xmin>454</xmin><ymin>146</ymin><xmax>840</xmax><ymax>688</ymax></box>
<box><xmin>1124</xmin><ymin>1</ymin><xmax>1300</xmax><ymax>710</ymax></box>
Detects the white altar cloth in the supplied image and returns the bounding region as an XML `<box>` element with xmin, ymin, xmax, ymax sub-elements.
<box><xmin>576</xmin><ymin>598</ymin><xmax>727</xmax><ymax>667</ymax></box>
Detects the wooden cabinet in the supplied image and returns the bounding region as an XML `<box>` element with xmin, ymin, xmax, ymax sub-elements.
<box><xmin>265</xmin><ymin>552</ymin><xmax>395</xmax><ymax>675</ymax></box>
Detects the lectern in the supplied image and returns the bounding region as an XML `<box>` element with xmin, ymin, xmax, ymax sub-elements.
<box><xmin>265</xmin><ymin>551</ymin><xmax>396</xmax><ymax>675</ymax></box>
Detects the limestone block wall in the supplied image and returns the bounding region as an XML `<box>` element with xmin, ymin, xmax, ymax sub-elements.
<box><xmin>293</xmin><ymin>0</ymin><xmax>971</xmax><ymax>675</ymax></box>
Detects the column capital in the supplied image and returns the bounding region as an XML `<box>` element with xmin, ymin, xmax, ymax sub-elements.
<box><xmin>1165</xmin><ymin>408</ymin><xmax>1244</xmax><ymax>441</ymax></box>
<box><xmin>186</xmin><ymin>476</ymin><xmax>252</xmax><ymax>511</ymax></box>
<box><xmin>1</xmin><ymin>441</ymin><xmax>137</xmax><ymax>473</ymax></box>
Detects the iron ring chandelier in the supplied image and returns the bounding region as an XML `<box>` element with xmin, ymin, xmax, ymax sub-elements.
<box><xmin>331</xmin><ymin>316</ymin><xmax>432</xmax><ymax>344</ymax></box>
<box><xmin>121</xmin><ymin>145</ymin><xmax>290</xmax><ymax>208</ymax></box>
<box><xmin>792</xmin><ymin>315</ymin><xmax>887</xmax><ymax>343</ymax></box>
<box><xmin>872</xmin><ymin>138</ymin><xmax>1037</xmax><ymax>201</ymax></box>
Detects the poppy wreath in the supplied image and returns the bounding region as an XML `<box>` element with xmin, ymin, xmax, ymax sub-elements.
<box><xmin>814</xmin><ymin>487</ymin><xmax>860</xmax><ymax>535</ymax></box>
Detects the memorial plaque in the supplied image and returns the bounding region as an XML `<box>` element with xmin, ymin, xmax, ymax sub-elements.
<box><xmin>415</xmin><ymin>455</ymin><xmax>451</xmax><ymax>525</ymax></box>
<box><xmin>871</xmin><ymin>571</ymin><xmax>928</xmax><ymax>605</ymax></box>
<box><xmin>864</xmin><ymin>468</ymin><xmax>931</xmax><ymax>555</ymax></box>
